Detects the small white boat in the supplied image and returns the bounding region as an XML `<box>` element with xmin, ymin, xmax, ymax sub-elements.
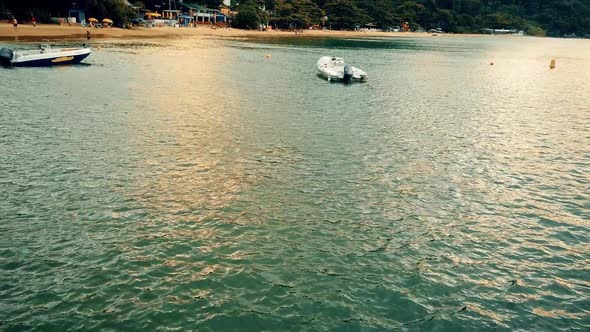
<box><xmin>316</xmin><ymin>56</ymin><xmax>367</xmax><ymax>83</ymax></box>
<box><xmin>0</xmin><ymin>44</ymin><xmax>91</xmax><ymax>67</ymax></box>
<box><xmin>483</xmin><ymin>28</ymin><xmax>518</xmax><ymax>35</ymax></box>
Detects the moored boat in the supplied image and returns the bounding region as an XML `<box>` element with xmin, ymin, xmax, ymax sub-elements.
<box><xmin>316</xmin><ymin>56</ymin><xmax>367</xmax><ymax>83</ymax></box>
<box><xmin>483</xmin><ymin>28</ymin><xmax>518</xmax><ymax>35</ymax></box>
<box><xmin>0</xmin><ymin>44</ymin><xmax>91</xmax><ymax>67</ymax></box>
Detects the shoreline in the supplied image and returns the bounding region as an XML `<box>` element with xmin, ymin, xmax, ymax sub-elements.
<box><xmin>0</xmin><ymin>23</ymin><xmax>496</xmax><ymax>42</ymax></box>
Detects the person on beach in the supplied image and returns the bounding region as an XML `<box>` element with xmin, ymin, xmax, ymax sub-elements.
<box><xmin>32</xmin><ymin>17</ymin><xmax>36</xmax><ymax>27</ymax></box>
<box><xmin>13</xmin><ymin>18</ymin><xmax>17</xmax><ymax>29</ymax></box>
<box><xmin>86</xmin><ymin>31</ymin><xmax>91</xmax><ymax>40</ymax></box>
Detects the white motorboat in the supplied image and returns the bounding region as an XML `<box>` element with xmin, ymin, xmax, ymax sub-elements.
<box><xmin>483</xmin><ymin>28</ymin><xmax>518</xmax><ymax>35</ymax></box>
<box><xmin>316</xmin><ymin>56</ymin><xmax>367</xmax><ymax>83</ymax></box>
<box><xmin>0</xmin><ymin>44</ymin><xmax>91</xmax><ymax>67</ymax></box>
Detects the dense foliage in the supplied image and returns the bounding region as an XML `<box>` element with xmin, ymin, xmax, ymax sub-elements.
<box><xmin>1</xmin><ymin>0</ymin><xmax>589</xmax><ymax>36</ymax></box>
<box><xmin>267</xmin><ymin>0</ymin><xmax>590</xmax><ymax>37</ymax></box>
<box><xmin>0</xmin><ymin>0</ymin><xmax>137</xmax><ymax>26</ymax></box>
<box><xmin>233</xmin><ymin>0</ymin><xmax>269</xmax><ymax>29</ymax></box>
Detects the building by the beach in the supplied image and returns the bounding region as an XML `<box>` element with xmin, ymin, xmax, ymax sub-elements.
<box><xmin>179</xmin><ymin>2</ymin><xmax>228</xmax><ymax>27</ymax></box>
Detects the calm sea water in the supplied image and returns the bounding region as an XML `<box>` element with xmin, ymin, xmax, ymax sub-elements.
<box><xmin>1</xmin><ymin>35</ymin><xmax>589</xmax><ymax>331</ymax></box>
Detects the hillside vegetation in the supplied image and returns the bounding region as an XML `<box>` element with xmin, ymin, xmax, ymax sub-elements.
<box><xmin>1</xmin><ymin>0</ymin><xmax>588</xmax><ymax>37</ymax></box>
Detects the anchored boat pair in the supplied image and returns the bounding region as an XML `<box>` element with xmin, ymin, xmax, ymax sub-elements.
<box><xmin>316</xmin><ymin>56</ymin><xmax>368</xmax><ymax>83</ymax></box>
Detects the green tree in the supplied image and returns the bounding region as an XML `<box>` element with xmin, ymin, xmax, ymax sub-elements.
<box><xmin>1</xmin><ymin>0</ymin><xmax>589</xmax><ymax>36</ymax></box>
<box><xmin>324</xmin><ymin>0</ymin><xmax>370</xmax><ymax>30</ymax></box>
<box><xmin>272</xmin><ymin>0</ymin><xmax>323</xmax><ymax>29</ymax></box>
<box><xmin>233</xmin><ymin>0</ymin><xmax>268</xmax><ymax>29</ymax></box>
<box><xmin>88</xmin><ymin>0</ymin><xmax>137</xmax><ymax>26</ymax></box>
<box><xmin>356</xmin><ymin>0</ymin><xmax>399</xmax><ymax>28</ymax></box>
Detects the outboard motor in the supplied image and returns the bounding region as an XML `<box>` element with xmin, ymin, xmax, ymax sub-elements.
<box><xmin>343</xmin><ymin>64</ymin><xmax>354</xmax><ymax>83</ymax></box>
<box><xmin>0</xmin><ymin>48</ymin><xmax>14</xmax><ymax>66</ymax></box>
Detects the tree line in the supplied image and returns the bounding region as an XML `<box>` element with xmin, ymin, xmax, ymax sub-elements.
<box><xmin>0</xmin><ymin>0</ymin><xmax>137</xmax><ymax>26</ymax></box>
<box><xmin>244</xmin><ymin>0</ymin><xmax>590</xmax><ymax>37</ymax></box>
<box><xmin>1</xmin><ymin>0</ymin><xmax>589</xmax><ymax>37</ymax></box>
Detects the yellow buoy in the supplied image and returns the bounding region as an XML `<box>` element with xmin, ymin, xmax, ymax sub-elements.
<box><xmin>550</xmin><ymin>59</ymin><xmax>556</xmax><ymax>69</ymax></box>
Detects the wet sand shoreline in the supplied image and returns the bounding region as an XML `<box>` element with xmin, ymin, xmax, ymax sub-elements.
<box><xmin>0</xmin><ymin>23</ymin><xmax>477</xmax><ymax>43</ymax></box>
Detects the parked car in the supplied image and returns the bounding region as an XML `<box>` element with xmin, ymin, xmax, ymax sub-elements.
<box><xmin>382</xmin><ymin>26</ymin><xmax>400</xmax><ymax>32</ymax></box>
<box><xmin>428</xmin><ymin>28</ymin><xmax>445</xmax><ymax>33</ymax></box>
<box><xmin>132</xmin><ymin>18</ymin><xmax>147</xmax><ymax>26</ymax></box>
<box><xmin>1</xmin><ymin>10</ymin><xmax>13</xmax><ymax>23</ymax></box>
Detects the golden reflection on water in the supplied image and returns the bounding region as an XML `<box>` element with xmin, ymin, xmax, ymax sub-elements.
<box><xmin>466</xmin><ymin>302</ymin><xmax>509</xmax><ymax>327</ymax></box>
<box><xmin>124</xmin><ymin>38</ymin><xmax>255</xmax><ymax>219</ymax></box>
<box><xmin>532</xmin><ymin>308</ymin><xmax>588</xmax><ymax>319</ymax></box>
<box><xmin>102</xmin><ymin>37</ymin><xmax>589</xmax><ymax>313</ymax></box>
<box><xmin>109</xmin><ymin>39</ymin><xmax>258</xmax><ymax>279</ymax></box>
<box><xmin>1</xmin><ymin>35</ymin><xmax>589</xmax><ymax>330</ymax></box>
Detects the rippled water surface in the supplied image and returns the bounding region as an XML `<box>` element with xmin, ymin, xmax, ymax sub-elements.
<box><xmin>1</xmin><ymin>36</ymin><xmax>589</xmax><ymax>331</ymax></box>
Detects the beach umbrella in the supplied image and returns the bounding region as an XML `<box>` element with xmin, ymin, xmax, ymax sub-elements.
<box><xmin>88</xmin><ymin>18</ymin><xmax>98</xmax><ymax>22</ymax></box>
<box><xmin>102</xmin><ymin>18</ymin><xmax>113</xmax><ymax>24</ymax></box>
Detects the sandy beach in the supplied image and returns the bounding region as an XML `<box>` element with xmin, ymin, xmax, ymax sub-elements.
<box><xmin>0</xmin><ymin>23</ymin><xmax>437</xmax><ymax>42</ymax></box>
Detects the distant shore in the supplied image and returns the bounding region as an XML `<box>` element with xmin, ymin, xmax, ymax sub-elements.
<box><xmin>0</xmin><ymin>23</ymin><xmax>478</xmax><ymax>42</ymax></box>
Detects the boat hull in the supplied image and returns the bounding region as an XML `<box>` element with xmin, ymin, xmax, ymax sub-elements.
<box><xmin>13</xmin><ymin>52</ymin><xmax>90</xmax><ymax>67</ymax></box>
<box><xmin>3</xmin><ymin>46</ymin><xmax>92</xmax><ymax>67</ymax></box>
